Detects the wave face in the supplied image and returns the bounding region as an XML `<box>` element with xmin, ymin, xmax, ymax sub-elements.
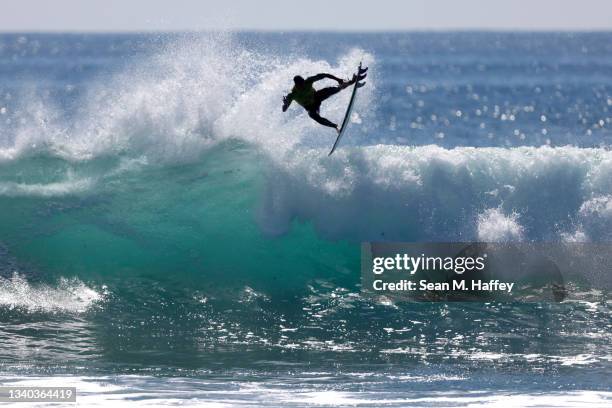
<box><xmin>1</xmin><ymin>32</ymin><xmax>611</xmax><ymax>291</ymax></box>
<box><xmin>0</xmin><ymin>32</ymin><xmax>611</xmax><ymax>396</ymax></box>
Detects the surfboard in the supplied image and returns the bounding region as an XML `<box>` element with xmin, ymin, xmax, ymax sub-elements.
<box><xmin>328</xmin><ymin>63</ymin><xmax>367</xmax><ymax>156</ymax></box>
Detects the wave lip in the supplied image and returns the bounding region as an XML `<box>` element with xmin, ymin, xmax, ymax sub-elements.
<box><xmin>0</xmin><ymin>32</ymin><xmax>374</xmax><ymax>165</ymax></box>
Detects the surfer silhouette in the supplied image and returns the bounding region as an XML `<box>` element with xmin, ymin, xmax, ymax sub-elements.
<box><xmin>282</xmin><ymin>69</ymin><xmax>367</xmax><ymax>133</ymax></box>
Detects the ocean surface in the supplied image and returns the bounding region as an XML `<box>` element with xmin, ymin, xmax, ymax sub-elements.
<box><xmin>0</xmin><ymin>32</ymin><xmax>611</xmax><ymax>406</ymax></box>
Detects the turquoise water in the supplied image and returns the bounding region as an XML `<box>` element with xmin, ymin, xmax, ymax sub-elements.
<box><xmin>0</xmin><ymin>32</ymin><xmax>610</xmax><ymax>406</ymax></box>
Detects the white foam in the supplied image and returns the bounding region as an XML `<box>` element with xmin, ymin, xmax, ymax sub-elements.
<box><xmin>477</xmin><ymin>208</ymin><xmax>524</xmax><ymax>242</ymax></box>
<box><xmin>258</xmin><ymin>145</ymin><xmax>612</xmax><ymax>241</ymax></box>
<box><xmin>1</xmin><ymin>375</ymin><xmax>610</xmax><ymax>407</ymax></box>
<box><xmin>565</xmin><ymin>195</ymin><xmax>612</xmax><ymax>241</ymax></box>
<box><xmin>0</xmin><ymin>34</ymin><xmax>374</xmax><ymax>164</ymax></box>
<box><xmin>0</xmin><ymin>272</ymin><xmax>104</xmax><ymax>313</ymax></box>
<box><xmin>0</xmin><ymin>177</ymin><xmax>93</xmax><ymax>197</ymax></box>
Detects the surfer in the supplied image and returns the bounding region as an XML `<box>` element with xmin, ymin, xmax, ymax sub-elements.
<box><xmin>282</xmin><ymin>69</ymin><xmax>367</xmax><ymax>133</ymax></box>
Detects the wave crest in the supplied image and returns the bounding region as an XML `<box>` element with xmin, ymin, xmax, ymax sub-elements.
<box><xmin>259</xmin><ymin>145</ymin><xmax>612</xmax><ymax>242</ymax></box>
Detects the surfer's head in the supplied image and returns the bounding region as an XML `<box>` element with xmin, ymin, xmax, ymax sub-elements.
<box><xmin>293</xmin><ymin>75</ymin><xmax>305</xmax><ymax>86</ymax></box>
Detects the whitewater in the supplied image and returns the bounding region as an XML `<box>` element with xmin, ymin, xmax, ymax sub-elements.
<box><xmin>0</xmin><ymin>31</ymin><xmax>610</xmax><ymax>406</ymax></box>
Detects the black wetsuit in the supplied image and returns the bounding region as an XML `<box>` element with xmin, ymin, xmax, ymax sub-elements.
<box><xmin>283</xmin><ymin>73</ymin><xmax>355</xmax><ymax>129</ymax></box>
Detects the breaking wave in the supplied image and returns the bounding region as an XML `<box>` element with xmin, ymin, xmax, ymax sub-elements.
<box><xmin>0</xmin><ymin>32</ymin><xmax>610</xmax><ymax>300</ymax></box>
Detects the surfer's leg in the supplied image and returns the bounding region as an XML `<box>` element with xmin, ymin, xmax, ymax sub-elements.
<box><xmin>308</xmin><ymin>111</ymin><xmax>338</xmax><ymax>129</ymax></box>
<box><xmin>315</xmin><ymin>86</ymin><xmax>342</xmax><ymax>102</ymax></box>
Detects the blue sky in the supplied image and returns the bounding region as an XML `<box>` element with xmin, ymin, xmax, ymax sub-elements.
<box><xmin>1</xmin><ymin>0</ymin><xmax>611</xmax><ymax>31</ymax></box>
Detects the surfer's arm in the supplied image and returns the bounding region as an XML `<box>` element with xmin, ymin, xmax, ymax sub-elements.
<box><xmin>306</xmin><ymin>73</ymin><xmax>344</xmax><ymax>85</ymax></box>
<box><xmin>282</xmin><ymin>93</ymin><xmax>293</xmax><ymax>112</ymax></box>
